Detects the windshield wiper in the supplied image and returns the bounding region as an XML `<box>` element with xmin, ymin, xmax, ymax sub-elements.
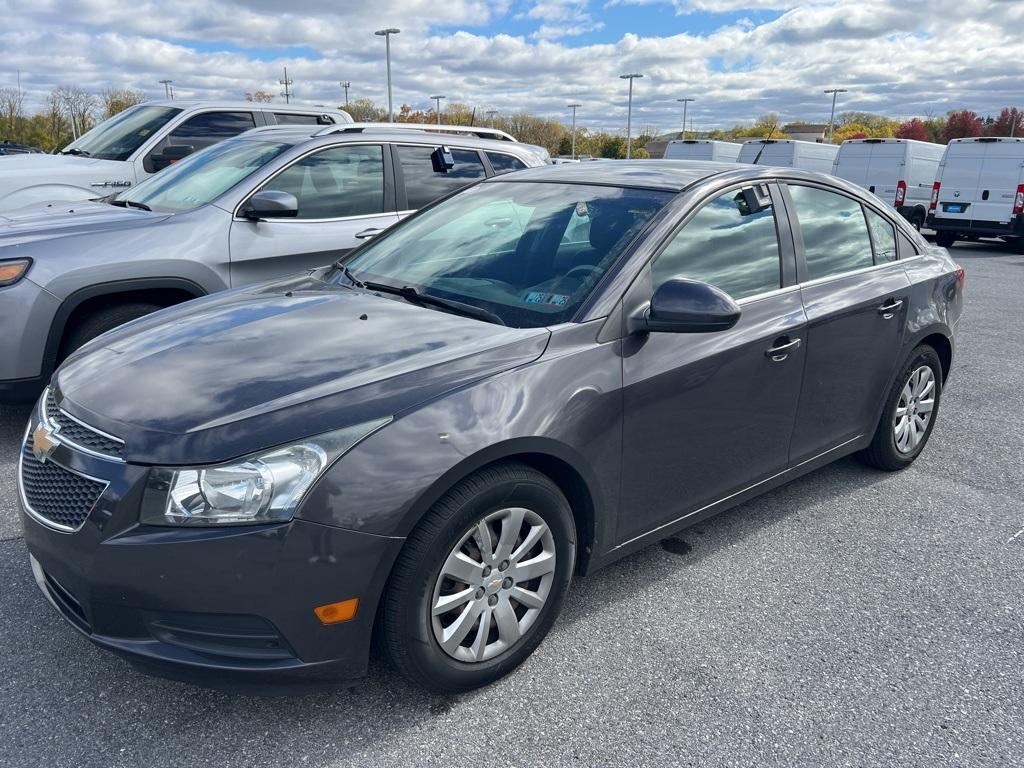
<box><xmin>362</xmin><ymin>280</ymin><xmax>506</xmax><ymax>326</ymax></box>
<box><xmin>330</xmin><ymin>261</ymin><xmax>365</xmax><ymax>289</ymax></box>
<box><xmin>109</xmin><ymin>199</ymin><xmax>151</xmax><ymax>211</ymax></box>
<box><xmin>60</xmin><ymin>148</ymin><xmax>91</xmax><ymax>157</ymax></box>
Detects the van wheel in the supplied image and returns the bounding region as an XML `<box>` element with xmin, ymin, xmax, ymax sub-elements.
<box><xmin>1010</xmin><ymin>238</ymin><xmax>1024</xmax><ymax>255</ymax></box>
<box><xmin>380</xmin><ymin>462</ymin><xmax>576</xmax><ymax>693</ymax></box>
<box><xmin>910</xmin><ymin>211</ymin><xmax>926</xmax><ymax>231</ymax></box>
<box><xmin>61</xmin><ymin>302</ymin><xmax>163</xmax><ymax>361</ymax></box>
<box><xmin>935</xmin><ymin>231</ymin><xmax>956</xmax><ymax>248</ymax></box>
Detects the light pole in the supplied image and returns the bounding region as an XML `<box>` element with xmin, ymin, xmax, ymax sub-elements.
<box><xmin>375</xmin><ymin>28</ymin><xmax>400</xmax><ymax>122</ymax></box>
<box><xmin>279</xmin><ymin>67</ymin><xmax>293</xmax><ymax>104</ymax></box>
<box><xmin>339</xmin><ymin>81</ymin><xmax>350</xmax><ymax>107</ymax></box>
<box><xmin>620</xmin><ymin>73</ymin><xmax>643</xmax><ymax>159</ymax></box>
<box><xmin>567</xmin><ymin>103</ymin><xmax>581</xmax><ymax>159</ymax></box>
<box><xmin>676</xmin><ymin>97</ymin><xmax>695</xmax><ymax>138</ymax></box>
<box><xmin>159</xmin><ymin>79</ymin><xmax>173</xmax><ymax>100</ymax></box>
<box><xmin>824</xmin><ymin>88</ymin><xmax>847</xmax><ymax>143</ymax></box>
<box><xmin>430</xmin><ymin>95</ymin><xmax>445</xmax><ymax>126</ymax></box>
<box><xmin>486</xmin><ymin>109</ymin><xmax>499</xmax><ymax>127</ymax></box>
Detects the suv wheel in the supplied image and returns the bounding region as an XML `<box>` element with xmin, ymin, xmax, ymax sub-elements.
<box><xmin>935</xmin><ymin>231</ymin><xmax>957</xmax><ymax>248</ymax></box>
<box><xmin>61</xmin><ymin>302</ymin><xmax>163</xmax><ymax>360</ymax></box>
<box><xmin>381</xmin><ymin>462</ymin><xmax>576</xmax><ymax>693</ymax></box>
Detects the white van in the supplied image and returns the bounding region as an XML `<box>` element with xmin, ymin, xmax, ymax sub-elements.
<box><xmin>663</xmin><ymin>140</ymin><xmax>742</xmax><ymax>162</ymax></box>
<box><xmin>738</xmin><ymin>139</ymin><xmax>839</xmax><ymax>173</ymax></box>
<box><xmin>927</xmin><ymin>137</ymin><xmax>1024</xmax><ymax>251</ymax></box>
<box><xmin>0</xmin><ymin>101</ymin><xmax>351</xmax><ymax>211</ymax></box>
<box><xmin>832</xmin><ymin>138</ymin><xmax>945</xmax><ymax>230</ymax></box>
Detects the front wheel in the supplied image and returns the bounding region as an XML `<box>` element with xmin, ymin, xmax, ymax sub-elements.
<box><xmin>935</xmin><ymin>231</ymin><xmax>957</xmax><ymax>248</ymax></box>
<box><xmin>859</xmin><ymin>345</ymin><xmax>943</xmax><ymax>471</ymax></box>
<box><xmin>380</xmin><ymin>463</ymin><xmax>576</xmax><ymax>693</ymax></box>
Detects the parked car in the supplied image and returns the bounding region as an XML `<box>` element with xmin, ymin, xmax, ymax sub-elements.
<box><xmin>738</xmin><ymin>138</ymin><xmax>839</xmax><ymax>173</ymax></box>
<box><xmin>0</xmin><ymin>101</ymin><xmax>351</xmax><ymax>210</ymax></box>
<box><xmin>663</xmin><ymin>139</ymin><xmax>742</xmax><ymax>162</ymax></box>
<box><xmin>0</xmin><ymin>124</ymin><xmax>548</xmax><ymax>402</ymax></box>
<box><xmin>0</xmin><ymin>140</ymin><xmax>44</xmax><ymax>156</ymax></box>
<box><xmin>926</xmin><ymin>136</ymin><xmax>1024</xmax><ymax>251</ymax></box>
<box><xmin>19</xmin><ymin>161</ymin><xmax>962</xmax><ymax>694</ymax></box>
<box><xmin>832</xmin><ymin>138</ymin><xmax>945</xmax><ymax>230</ymax></box>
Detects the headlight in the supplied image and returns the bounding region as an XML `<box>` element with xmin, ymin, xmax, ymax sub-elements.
<box><xmin>140</xmin><ymin>418</ymin><xmax>390</xmax><ymax>526</ymax></box>
<box><xmin>0</xmin><ymin>258</ymin><xmax>32</xmax><ymax>287</ymax></box>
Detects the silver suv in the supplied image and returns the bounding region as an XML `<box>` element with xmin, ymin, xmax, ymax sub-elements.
<box><xmin>0</xmin><ymin>124</ymin><xmax>550</xmax><ymax>401</ymax></box>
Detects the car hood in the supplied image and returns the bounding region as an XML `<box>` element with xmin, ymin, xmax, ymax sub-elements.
<box><xmin>0</xmin><ymin>200</ymin><xmax>170</xmax><ymax>247</ymax></box>
<box><xmin>0</xmin><ymin>153</ymin><xmax>133</xmax><ymax>196</ymax></box>
<box><xmin>54</xmin><ymin>273</ymin><xmax>551</xmax><ymax>465</ymax></box>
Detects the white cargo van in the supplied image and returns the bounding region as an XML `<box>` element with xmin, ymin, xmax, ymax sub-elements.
<box><xmin>0</xmin><ymin>101</ymin><xmax>352</xmax><ymax>211</ymax></box>
<box><xmin>832</xmin><ymin>138</ymin><xmax>945</xmax><ymax>229</ymax></box>
<box><xmin>927</xmin><ymin>137</ymin><xmax>1024</xmax><ymax>251</ymax></box>
<box><xmin>663</xmin><ymin>139</ymin><xmax>742</xmax><ymax>162</ymax></box>
<box><xmin>738</xmin><ymin>139</ymin><xmax>839</xmax><ymax>173</ymax></box>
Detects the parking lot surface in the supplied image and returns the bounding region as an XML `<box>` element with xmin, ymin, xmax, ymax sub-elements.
<box><xmin>1</xmin><ymin>242</ymin><xmax>1021</xmax><ymax>768</ymax></box>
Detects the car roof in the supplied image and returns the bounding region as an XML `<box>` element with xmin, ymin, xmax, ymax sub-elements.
<box><xmin>143</xmin><ymin>100</ymin><xmax>347</xmax><ymax>115</ymax></box>
<box><xmin>486</xmin><ymin>160</ymin><xmax>749</xmax><ymax>191</ymax></box>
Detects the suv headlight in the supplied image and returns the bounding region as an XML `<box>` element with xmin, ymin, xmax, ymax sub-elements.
<box><xmin>140</xmin><ymin>418</ymin><xmax>390</xmax><ymax>526</ymax></box>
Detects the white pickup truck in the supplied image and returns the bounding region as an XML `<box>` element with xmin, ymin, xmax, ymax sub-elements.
<box><xmin>0</xmin><ymin>101</ymin><xmax>351</xmax><ymax>211</ymax></box>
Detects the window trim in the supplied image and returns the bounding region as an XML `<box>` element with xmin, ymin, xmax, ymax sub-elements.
<box><xmin>392</xmin><ymin>143</ymin><xmax>490</xmax><ymax>211</ymax></box>
<box><xmin>231</xmin><ymin>141</ymin><xmax>396</xmax><ymax>222</ymax></box>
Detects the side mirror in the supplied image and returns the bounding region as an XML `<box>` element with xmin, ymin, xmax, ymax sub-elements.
<box><xmin>630</xmin><ymin>278</ymin><xmax>741</xmax><ymax>334</ymax></box>
<box><xmin>240</xmin><ymin>190</ymin><xmax>299</xmax><ymax>220</ymax></box>
<box><xmin>149</xmin><ymin>144</ymin><xmax>195</xmax><ymax>171</ymax></box>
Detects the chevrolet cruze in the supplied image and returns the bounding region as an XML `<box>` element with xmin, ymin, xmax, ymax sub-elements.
<box><xmin>18</xmin><ymin>161</ymin><xmax>963</xmax><ymax>693</ymax></box>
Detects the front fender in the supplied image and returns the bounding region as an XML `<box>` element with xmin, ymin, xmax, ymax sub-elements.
<box><xmin>1</xmin><ymin>184</ymin><xmax>102</xmax><ymax>210</ymax></box>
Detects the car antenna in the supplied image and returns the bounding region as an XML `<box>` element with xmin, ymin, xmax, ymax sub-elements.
<box><xmin>752</xmin><ymin>123</ymin><xmax>778</xmax><ymax>165</ymax></box>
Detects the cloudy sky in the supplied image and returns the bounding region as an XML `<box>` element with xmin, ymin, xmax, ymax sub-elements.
<box><xmin>2</xmin><ymin>0</ymin><xmax>1021</xmax><ymax>132</ymax></box>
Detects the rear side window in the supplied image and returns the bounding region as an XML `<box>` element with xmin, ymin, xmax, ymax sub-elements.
<box><xmin>273</xmin><ymin>113</ymin><xmax>331</xmax><ymax>126</ymax></box>
<box><xmin>167</xmin><ymin>112</ymin><xmax>256</xmax><ymax>151</ymax></box>
<box><xmin>260</xmin><ymin>144</ymin><xmax>385</xmax><ymax>219</ymax></box>
<box><xmin>487</xmin><ymin>152</ymin><xmax>528</xmax><ymax>175</ymax></box>
<box><xmin>865</xmin><ymin>208</ymin><xmax>897</xmax><ymax>263</ymax></box>
<box><xmin>397</xmin><ymin>146</ymin><xmax>487</xmax><ymax>209</ymax></box>
<box><xmin>788</xmin><ymin>185</ymin><xmax>873</xmax><ymax>280</ymax></box>
<box><xmin>651</xmin><ymin>185</ymin><xmax>781</xmax><ymax>301</ymax></box>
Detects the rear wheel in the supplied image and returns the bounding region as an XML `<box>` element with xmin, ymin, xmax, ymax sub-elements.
<box><xmin>909</xmin><ymin>210</ymin><xmax>926</xmax><ymax>231</ymax></box>
<box><xmin>61</xmin><ymin>302</ymin><xmax>163</xmax><ymax>360</ymax></box>
<box><xmin>1010</xmin><ymin>238</ymin><xmax>1024</xmax><ymax>255</ymax></box>
<box><xmin>859</xmin><ymin>345</ymin><xmax>943</xmax><ymax>471</ymax></box>
<box><xmin>935</xmin><ymin>231</ymin><xmax>957</xmax><ymax>248</ymax></box>
<box><xmin>381</xmin><ymin>463</ymin><xmax>576</xmax><ymax>693</ymax></box>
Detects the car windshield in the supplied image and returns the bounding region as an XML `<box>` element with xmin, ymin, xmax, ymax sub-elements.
<box><xmin>343</xmin><ymin>181</ymin><xmax>673</xmax><ymax>328</ymax></box>
<box><xmin>62</xmin><ymin>105</ymin><xmax>182</xmax><ymax>161</ymax></box>
<box><xmin>115</xmin><ymin>139</ymin><xmax>292</xmax><ymax>214</ymax></box>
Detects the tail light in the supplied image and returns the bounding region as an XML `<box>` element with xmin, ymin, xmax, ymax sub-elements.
<box><xmin>929</xmin><ymin>182</ymin><xmax>941</xmax><ymax>211</ymax></box>
<box><xmin>1014</xmin><ymin>184</ymin><xmax>1024</xmax><ymax>216</ymax></box>
<box><xmin>895</xmin><ymin>180</ymin><xmax>907</xmax><ymax>207</ymax></box>
<box><xmin>955</xmin><ymin>264</ymin><xmax>965</xmax><ymax>291</ymax></box>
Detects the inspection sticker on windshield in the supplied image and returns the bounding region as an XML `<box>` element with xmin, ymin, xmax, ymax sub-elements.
<box><xmin>575</xmin><ymin>201</ymin><xmax>589</xmax><ymax>218</ymax></box>
<box><xmin>525</xmin><ymin>292</ymin><xmax>570</xmax><ymax>306</ymax></box>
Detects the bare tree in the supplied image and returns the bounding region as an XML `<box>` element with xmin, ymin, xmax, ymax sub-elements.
<box><xmin>102</xmin><ymin>87</ymin><xmax>146</xmax><ymax>118</ymax></box>
<box><xmin>244</xmin><ymin>90</ymin><xmax>274</xmax><ymax>103</ymax></box>
<box><xmin>54</xmin><ymin>86</ymin><xmax>99</xmax><ymax>139</ymax></box>
<box><xmin>0</xmin><ymin>86</ymin><xmax>25</xmax><ymax>138</ymax></box>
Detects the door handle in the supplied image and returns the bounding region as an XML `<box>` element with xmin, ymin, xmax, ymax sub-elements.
<box><xmin>765</xmin><ymin>337</ymin><xmax>801</xmax><ymax>362</ymax></box>
<box><xmin>355</xmin><ymin>228</ymin><xmax>383</xmax><ymax>240</ymax></box>
<box><xmin>877</xmin><ymin>298</ymin><xmax>904</xmax><ymax>318</ymax></box>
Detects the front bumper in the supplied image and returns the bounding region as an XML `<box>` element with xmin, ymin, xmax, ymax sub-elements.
<box><xmin>18</xmin><ymin>406</ymin><xmax>405</xmax><ymax>689</ymax></box>
<box><xmin>0</xmin><ymin>277</ymin><xmax>60</xmax><ymax>402</ymax></box>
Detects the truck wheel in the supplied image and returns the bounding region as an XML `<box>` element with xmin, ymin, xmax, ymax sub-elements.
<box><xmin>935</xmin><ymin>231</ymin><xmax>956</xmax><ymax>248</ymax></box>
<box><xmin>61</xmin><ymin>302</ymin><xmax>163</xmax><ymax>360</ymax></box>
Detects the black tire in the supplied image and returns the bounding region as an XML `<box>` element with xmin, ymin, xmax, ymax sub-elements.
<box><xmin>1010</xmin><ymin>238</ymin><xmax>1024</xmax><ymax>255</ymax></box>
<box><xmin>61</xmin><ymin>302</ymin><xmax>163</xmax><ymax>360</ymax></box>
<box><xmin>380</xmin><ymin>462</ymin><xmax>576</xmax><ymax>693</ymax></box>
<box><xmin>911</xmin><ymin>210</ymin><xmax>926</xmax><ymax>232</ymax></box>
<box><xmin>859</xmin><ymin>345</ymin><xmax>943</xmax><ymax>471</ymax></box>
<box><xmin>935</xmin><ymin>230</ymin><xmax>957</xmax><ymax>248</ymax></box>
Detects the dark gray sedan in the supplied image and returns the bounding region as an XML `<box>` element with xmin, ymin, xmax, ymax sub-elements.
<box><xmin>18</xmin><ymin>161</ymin><xmax>963</xmax><ymax>693</ymax></box>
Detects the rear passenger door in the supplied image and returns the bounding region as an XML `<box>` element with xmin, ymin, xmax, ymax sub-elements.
<box><xmin>394</xmin><ymin>145</ymin><xmax>487</xmax><ymax>218</ymax></box>
<box><xmin>784</xmin><ymin>183</ymin><xmax>911</xmax><ymax>463</ymax></box>
<box><xmin>228</xmin><ymin>143</ymin><xmax>399</xmax><ymax>286</ymax></box>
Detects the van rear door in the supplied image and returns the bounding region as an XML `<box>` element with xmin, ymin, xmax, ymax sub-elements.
<box><xmin>936</xmin><ymin>140</ymin><xmax>985</xmax><ymax>225</ymax></box>
<box><xmin>864</xmin><ymin>141</ymin><xmax>905</xmax><ymax>205</ymax></box>
<box><xmin>973</xmin><ymin>140</ymin><xmax>1024</xmax><ymax>225</ymax></box>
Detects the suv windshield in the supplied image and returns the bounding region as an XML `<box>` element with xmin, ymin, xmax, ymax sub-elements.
<box><xmin>344</xmin><ymin>181</ymin><xmax>672</xmax><ymax>328</ymax></box>
<box><xmin>116</xmin><ymin>139</ymin><xmax>291</xmax><ymax>214</ymax></box>
<box><xmin>63</xmin><ymin>105</ymin><xmax>182</xmax><ymax>161</ymax></box>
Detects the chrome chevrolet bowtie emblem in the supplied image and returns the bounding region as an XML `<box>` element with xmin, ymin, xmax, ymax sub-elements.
<box><xmin>32</xmin><ymin>423</ymin><xmax>60</xmax><ymax>463</ymax></box>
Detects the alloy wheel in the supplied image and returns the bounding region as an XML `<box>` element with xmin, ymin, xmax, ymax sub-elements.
<box><xmin>893</xmin><ymin>364</ymin><xmax>935</xmax><ymax>453</ymax></box>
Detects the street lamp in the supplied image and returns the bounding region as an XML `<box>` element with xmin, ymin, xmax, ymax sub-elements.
<box><xmin>159</xmin><ymin>79</ymin><xmax>173</xmax><ymax>100</ymax></box>
<box><xmin>375</xmin><ymin>28</ymin><xmax>401</xmax><ymax>122</ymax></box>
<box><xmin>676</xmin><ymin>97</ymin><xmax>695</xmax><ymax>138</ymax></box>
<box><xmin>430</xmin><ymin>94</ymin><xmax>446</xmax><ymax>126</ymax></box>
<box><xmin>620</xmin><ymin>73</ymin><xmax>643</xmax><ymax>159</ymax></box>
<box><xmin>340</xmin><ymin>81</ymin><xmax>351</xmax><ymax>107</ymax></box>
<box><xmin>824</xmin><ymin>88</ymin><xmax>847</xmax><ymax>143</ymax></box>
<box><xmin>486</xmin><ymin>109</ymin><xmax>499</xmax><ymax>128</ymax></box>
<box><xmin>567</xmin><ymin>103</ymin><xmax>581</xmax><ymax>159</ymax></box>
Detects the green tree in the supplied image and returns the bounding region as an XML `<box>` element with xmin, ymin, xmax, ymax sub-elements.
<box><xmin>102</xmin><ymin>88</ymin><xmax>146</xmax><ymax>118</ymax></box>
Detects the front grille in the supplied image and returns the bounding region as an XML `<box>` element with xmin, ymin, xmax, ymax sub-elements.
<box><xmin>20</xmin><ymin>436</ymin><xmax>106</xmax><ymax>531</ymax></box>
<box><xmin>45</xmin><ymin>390</ymin><xmax>124</xmax><ymax>460</ymax></box>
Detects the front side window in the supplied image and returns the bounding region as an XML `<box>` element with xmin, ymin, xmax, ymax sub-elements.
<box><xmin>62</xmin><ymin>105</ymin><xmax>182</xmax><ymax>161</ymax></box>
<box><xmin>397</xmin><ymin>146</ymin><xmax>487</xmax><ymax>209</ymax></box>
<box><xmin>865</xmin><ymin>207</ymin><xmax>897</xmax><ymax>263</ymax></box>
<box><xmin>344</xmin><ymin>181</ymin><xmax>671</xmax><ymax>327</ymax></box>
<box><xmin>117</xmin><ymin>139</ymin><xmax>291</xmax><ymax>213</ymax></box>
<box><xmin>487</xmin><ymin>152</ymin><xmax>528</xmax><ymax>175</ymax></box>
<box><xmin>258</xmin><ymin>145</ymin><xmax>385</xmax><ymax>219</ymax></box>
<box><xmin>788</xmin><ymin>185</ymin><xmax>873</xmax><ymax>280</ymax></box>
<box><xmin>164</xmin><ymin>111</ymin><xmax>256</xmax><ymax>152</ymax></box>
<box><xmin>651</xmin><ymin>185</ymin><xmax>781</xmax><ymax>301</ymax></box>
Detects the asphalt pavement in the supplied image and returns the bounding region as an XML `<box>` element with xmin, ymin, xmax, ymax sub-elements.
<box><xmin>0</xmin><ymin>242</ymin><xmax>1021</xmax><ymax>767</ymax></box>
